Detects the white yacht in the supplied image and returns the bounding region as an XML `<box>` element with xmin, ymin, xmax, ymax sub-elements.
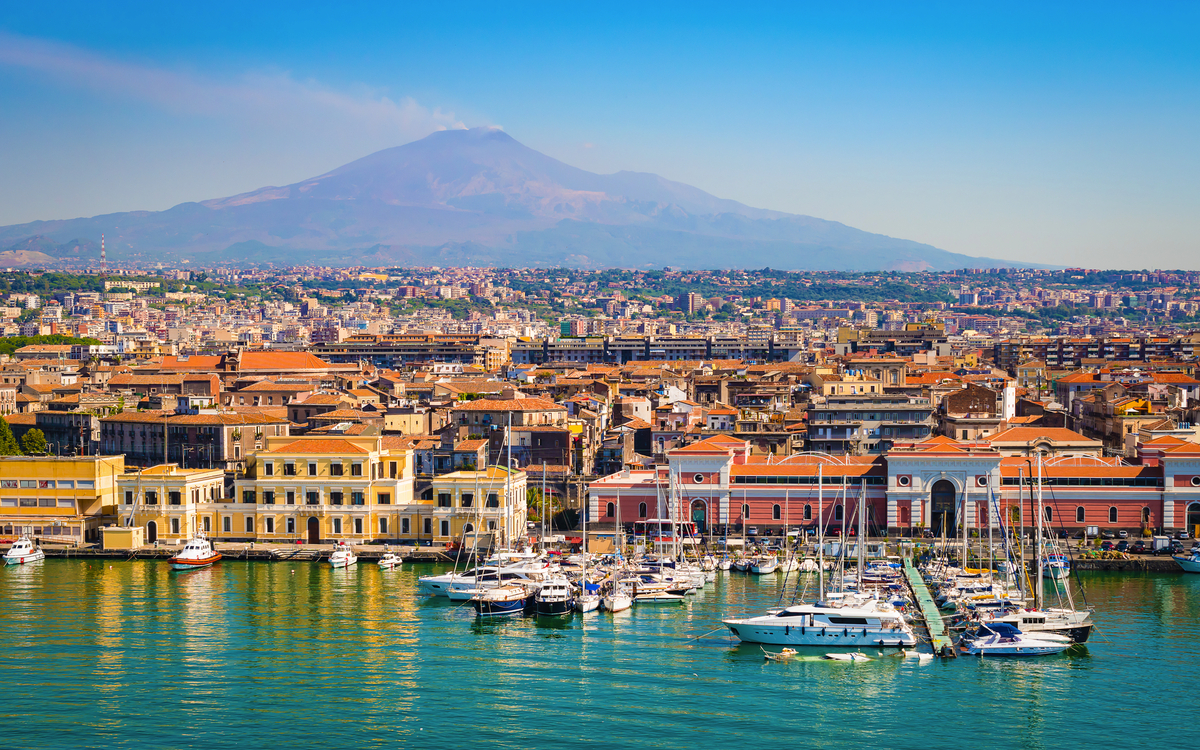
<box><xmin>167</xmin><ymin>536</ymin><xmax>221</xmax><ymax>571</ymax></box>
<box><xmin>3</xmin><ymin>536</ymin><xmax>45</xmax><ymax>566</ymax></box>
<box><xmin>534</xmin><ymin>576</ymin><xmax>575</xmax><ymax>617</ymax></box>
<box><xmin>1174</xmin><ymin>551</ymin><xmax>1200</xmax><ymax>573</ymax></box>
<box><xmin>978</xmin><ymin>606</ymin><xmax>1094</xmax><ymax>643</ymax></box>
<box><xmin>750</xmin><ymin>556</ymin><xmax>778</xmax><ymax>575</ymax></box>
<box><xmin>723</xmin><ymin>600</ymin><xmax>916</xmax><ymax>647</ymax></box>
<box><xmin>329</xmin><ymin>542</ymin><xmax>358</xmax><ymax>568</ymax></box>
<box><xmin>958</xmin><ymin>622</ymin><xmax>1070</xmax><ymax>657</ymax></box>
<box><xmin>378</xmin><ymin>551</ymin><xmax>402</xmax><ymax>570</ymax></box>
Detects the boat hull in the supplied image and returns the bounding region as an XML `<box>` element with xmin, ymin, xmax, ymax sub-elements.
<box><xmin>473</xmin><ymin>598</ymin><xmax>526</xmax><ymax>617</ymax></box>
<box><xmin>575</xmin><ymin>595</ymin><xmax>600</xmax><ymax>613</ymax></box>
<box><xmin>602</xmin><ymin>595</ymin><xmax>632</xmax><ymax>612</ymax></box>
<box><xmin>167</xmin><ymin>554</ymin><xmax>221</xmax><ymax>571</ymax></box>
<box><xmin>4</xmin><ymin>551</ymin><xmax>46</xmax><ymax>565</ymax></box>
<box><xmin>724</xmin><ymin>621</ymin><xmax>915</xmax><ymax>647</ymax></box>
<box><xmin>535</xmin><ymin>598</ymin><xmax>575</xmax><ymax>617</ymax></box>
<box><xmin>1173</xmin><ymin>555</ymin><xmax>1200</xmax><ymax>573</ymax></box>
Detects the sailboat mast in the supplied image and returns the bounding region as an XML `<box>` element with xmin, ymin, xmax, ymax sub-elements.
<box><xmin>817</xmin><ymin>464</ymin><xmax>824</xmax><ymax>597</ymax></box>
<box><xmin>506</xmin><ymin>411</ymin><xmax>512</xmax><ymax>551</ymax></box>
<box><xmin>541</xmin><ymin>461</ymin><xmax>547</xmax><ymax>553</ymax></box>
<box><xmin>1036</xmin><ymin>455</ymin><xmax>1045</xmax><ymax>609</ymax></box>
<box><xmin>857</xmin><ymin>482</ymin><xmax>865</xmax><ymax>579</ymax></box>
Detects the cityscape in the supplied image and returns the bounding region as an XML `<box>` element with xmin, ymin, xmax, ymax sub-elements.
<box><xmin>1</xmin><ymin>4</ymin><xmax>1198</xmax><ymax>749</ymax></box>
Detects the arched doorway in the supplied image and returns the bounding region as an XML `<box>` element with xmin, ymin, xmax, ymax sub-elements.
<box><xmin>146</xmin><ymin>520</ymin><xmax>157</xmax><ymax>543</ymax></box>
<box><xmin>1188</xmin><ymin>502</ymin><xmax>1200</xmax><ymax>536</ymax></box>
<box><xmin>307</xmin><ymin>517</ymin><xmax>320</xmax><ymax>544</ymax></box>
<box><xmin>690</xmin><ymin>500</ymin><xmax>707</xmax><ymax>534</ymax></box>
<box><xmin>931</xmin><ymin>480</ymin><xmax>957</xmax><ymax>537</ymax></box>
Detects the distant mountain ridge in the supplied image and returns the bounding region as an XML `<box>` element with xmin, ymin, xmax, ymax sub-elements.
<box><xmin>0</xmin><ymin>127</ymin><xmax>1039</xmax><ymax>270</ymax></box>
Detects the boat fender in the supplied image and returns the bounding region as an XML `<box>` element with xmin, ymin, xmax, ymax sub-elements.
<box><xmin>785</xmin><ymin>625</ymin><xmax>789</xmax><ymax>635</ymax></box>
<box><xmin>844</xmin><ymin>628</ymin><xmax>848</xmax><ymax>636</ymax></box>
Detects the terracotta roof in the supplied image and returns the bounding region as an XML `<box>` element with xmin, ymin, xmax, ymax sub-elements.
<box><xmin>240</xmin><ymin>351</ymin><xmax>332</xmax><ymax>371</ymax></box>
<box><xmin>239</xmin><ymin>381</ymin><xmax>313</xmax><ymax>392</ymax></box>
<box><xmin>987</xmin><ymin>427</ymin><xmax>1096</xmax><ymax>443</ymax></box>
<box><xmin>269</xmin><ymin>439</ymin><xmax>370</xmax><ymax>454</ymax></box>
<box><xmin>450</xmin><ymin>397</ymin><xmax>565</xmax><ymax>412</ymax></box>
<box><xmin>167</xmin><ymin>412</ymin><xmax>287</xmax><ymax>425</ymax></box>
<box><xmin>158</xmin><ymin>355</ymin><xmax>222</xmax><ymax>370</ymax></box>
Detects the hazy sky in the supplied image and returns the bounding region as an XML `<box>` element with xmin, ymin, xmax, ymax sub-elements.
<box><xmin>1</xmin><ymin>2</ymin><xmax>1197</xmax><ymax>268</ymax></box>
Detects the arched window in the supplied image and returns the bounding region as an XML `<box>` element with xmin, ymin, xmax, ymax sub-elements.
<box><xmin>772</xmin><ymin>504</ymin><xmax>781</xmax><ymax>520</ymax></box>
<box><xmin>1108</xmin><ymin>507</ymin><xmax>1118</xmax><ymax>524</ymax></box>
<box><xmin>834</xmin><ymin>504</ymin><xmax>844</xmax><ymax>521</ymax></box>
<box><xmin>1076</xmin><ymin>507</ymin><xmax>1085</xmax><ymax>523</ymax></box>
<box><xmin>1044</xmin><ymin>506</ymin><xmax>1053</xmax><ymax>522</ymax></box>
<box><xmin>1142</xmin><ymin>507</ymin><xmax>1151</xmax><ymax>523</ymax></box>
<box><xmin>803</xmin><ymin>504</ymin><xmax>812</xmax><ymax>520</ymax></box>
<box><xmin>606</xmin><ymin>502</ymin><xmax>615</xmax><ymax>518</ymax></box>
<box><xmin>742</xmin><ymin>503</ymin><xmax>750</xmax><ymax>520</ymax></box>
<box><xmin>638</xmin><ymin>502</ymin><xmax>647</xmax><ymax>519</ymax></box>
<box><xmin>463</xmin><ymin>523</ymin><xmax>474</xmax><ymax>535</ymax></box>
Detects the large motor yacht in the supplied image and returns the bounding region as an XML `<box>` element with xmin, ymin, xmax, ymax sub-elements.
<box><xmin>723</xmin><ymin>599</ymin><xmax>916</xmax><ymax>648</ymax></box>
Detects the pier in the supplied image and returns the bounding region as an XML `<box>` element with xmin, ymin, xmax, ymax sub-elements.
<box><xmin>903</xmin><ymin>558</ymin><xmax>955</xmax><ymax>657</ymax></box>
<box><xmin>37</xmin><ymin>543</ymin><xmax>460</xmax><ymax>564</ymax></box>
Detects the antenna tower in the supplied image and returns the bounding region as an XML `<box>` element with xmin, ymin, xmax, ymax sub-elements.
<box><xmin>101</xmin><ymin>234</ymin><xmax>107</xmax><ymax>277</ymax></box>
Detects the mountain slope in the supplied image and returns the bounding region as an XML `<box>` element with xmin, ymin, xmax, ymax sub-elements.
<box><xmin>0</xmin><ymin>127</ymin><xmax>1038</xmax><ymax>270</ymax></box>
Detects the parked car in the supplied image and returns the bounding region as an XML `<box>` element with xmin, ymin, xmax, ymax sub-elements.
<box><xmin>1117</xmin><ymin>530</ymin><xmax>1129</xmax><ymax>539</ymax></box>
<box><xmin>1156</xmin><ymin>541</ymin><xmax>1185</xmax><ymax>556</ymax></box>
<box><xmin>1100</xmin><ymin>541</ymin><xmax>1115</xmax><ymax>551</ymax></box>
<box><xmin>1101</xmin><ymin>531</ymin><xmax>1115</xmax><ymax>539</ymax></box>
<box><xmin>1116</xmin><ymin>540</ymin><xmax>1130</xmax><ymax>553</ymax></box>
<box><xmin>1128</xmin><ymin>540</ymin><xmax>1150</xmax><ymax>554</ymax></box>
<box><xmin>1178</xmin><ymin>531</ymin><xmax>1192</xmax><ymax>540</ymax></box>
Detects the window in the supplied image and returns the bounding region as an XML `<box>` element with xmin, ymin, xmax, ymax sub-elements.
<box><xmin>772</xmin><ymin>504</ymin><xmax>781</xmax><ymax>520</ymax></box>
<box><xmin>330</xmin><ymin>462</ymin><xmax>343</xmax><ymax>476</ymax></box>
<box><xmin>1143</xmin><ymin>507</ymin><xmax>1151</xmax><ymax>523</ymax></box>
<box><xmin>306</xmin><ymin>491</ymin><xmax>319</xmax><ymax>505</ymax></box>
<box><xmin>171</xmin><ymin>518</ymin><xmax>180</xmax><ymax>535</ymax></box>
<box><xmin>286</xmin><ymin>518</ymin><xmax>294</xmax><ymax>535</ymax></box>
<box><xmin>333</xmin><ymin>518</ymin><xmax>342</xmax><ymax>534</ymax></box>
<box><xmin>1076</xmin><ymin>507</ymin><xmax>1085</xmax><ymax>523</ymax></box>
<box><xmin>124</xmin><ymin>490</ymin><xmax>134</xmax><ymax>505</ymax></box>
<box><xmin>222</xmin><ymin>516</ymin><xmax>231</xmax><ymax>533</ymax></box>
<box><xmin>19</xmin><ymin>480</ymin><xmax>35</xmax><ymax>488</ymax></box>
<box><xmin>401</xmin><ymin>517</ymin><xmax>410</xmax><ymax>534</ymax></box>
<box><xmin>308</xmin><ymin>462</ymin><xmax>318</xmax><ymax>476</ymax></box>
<box><xmin>379</xmin><ymin>517</ymin><xmax>388</xmax><ymax>534</ymax></box>
<box><xmin>351</xmin><ymin>491</ymin><xmax>364</xmax><ymax>506</ymax></box>
<box><xmin>266</xmin><ymin>517</ymin><xmax>275</xmax><ymax>534</ymax></box>
<box><xmin>462</xmin><ymin>493</ymin><xmax>473</xmax><ymax>508</ymax></box>
<box><xmin>264</xmin><ymin>462</ymin><xmax>274</xmax><ymax>476</ymax></box>
<box><xmin>245</xmin><ymin>517</ymin><xmax>254</xmax><ymax>533</ymax></box>
<box><xmin>438</xmin><ymin>493</ymin><xmax>452</xmax><ymax>508</ymax></box>
<box><xmin>638</xmin><ymin>502</ymin><xmax>647</xmax><ymax>519</ymax></box>
<box><xmin>243</xmin><ymin>490</ymin><xmax>256</xmax><ymax>503</ymax></box>
<box><xmin>1109</xmin><ymin>507</ymin><xmax>1118</xmax><ymax>524</ymax></box>
<box><xmin>606</xmin><ymin>502</ymin><xmax>615</xmax><ymax>518</ymax></box>
<box><xmin>145</xmin><ymin>491</ymin><xmax>158</xmax><ymax>505</ymax></box>
<box><xmin>439</xmin><ymin>520</ymin><xmax>449</xmax><ymax>537</ymax></box>
<box><xmin>389</xmin><ymin>461</ymin><xmax>397</xmax><ymax>479</ymax></box>
<box><xmin>424</xmin><ymin>518</ymin><xmax>432</xmax><ymax>535</ymax></box>
<box><xmin>804</xmin><ymin>504</ymin><xmax>812</xmax><ymax>520</ymax></box>
<box><xmin>286</xmin><ymin>491</ymin><xmax>295</xmax><ymax>505</ymax></box>
<box><xmin>203</xmin><ymin>517</ymin><xmax>211</xmax><ymax>532</ymax></box>
<box><xmin>262</xmin><ymin>491</ymin><xmax>274</xmax><ymax>505</ymax></box>
<box><xmin>330</xmin><ymin>491</ymin><xmax>343</xmax><ymax>506</ymax></box>
<box><xmin>742</xmin><ymin>503</ymin><xmax>750</xmax><ymax>519</ymax></box>
<box><xmin>1044</xmin><ymin>506</ymin><xmax>1053</xmax><ymax>522</ymax></box>
<box><xmin>378</xmin><ymin>492</ymin><xmax>391</xmax><ymax>505</ymax></box>
<box><xmin>354</xmin><ymin>518</ymin><xmax>363</xmax><ymax>535</ymax></box>
<box><xmin>351</xmin><ymin>463</ymin><xmax>363</xmax><ymax>477</ymax></box>
<box><xmin>487</xmin><ymin>493</ymin><xmax>499</xmax><ymax>507</ymax></box>
<box><xmin>694</xmin><ymin>473</ymin><xmax>705</xmax><ymax>483</ymax></box>
<box><xmin>284</xmin><ymin>463</ymin><xmax>296</xmax><ymax>476</ymax></box>
<box><xmin>834</xmin><ymin>505</ymin><xmax>844</xmax><ymax>521</ymax></box>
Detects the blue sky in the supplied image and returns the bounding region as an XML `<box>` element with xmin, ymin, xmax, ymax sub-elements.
<box><xmin>1</xmin><ymin>2</ymin><xmax>1197</xmax><ymax>268</ymax></box>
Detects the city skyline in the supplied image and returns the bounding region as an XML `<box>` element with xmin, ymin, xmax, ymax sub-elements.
<box><xmin>1</xmin><ymin>3</ymin><xmax>1198</xmax><ymax>269</ymax></box>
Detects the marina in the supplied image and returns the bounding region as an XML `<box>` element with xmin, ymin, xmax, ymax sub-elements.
<box><xmin>0</xmin><ymin>557</ymin><xmax>1197</xmax><ymax>748</ymax></box>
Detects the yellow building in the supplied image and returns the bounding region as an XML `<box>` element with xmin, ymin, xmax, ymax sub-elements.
<box><xmin>235</xmin><ymin>434</ymin><xmax>416</xmax><ymax>543</ymax></box>
<box><xmin>429</xmin><ymin>467</ymin><xmax>527</xmax><ymax>547</ymax></box>
<box><xmin>0</xmin><ymin>455</ymin><xmax>124</xmax><ymax>543</ymax></box>
<box><xmin>117</xmin><ymin>464</ymin><xmax>226</xmax><ymax>543</ymax></box>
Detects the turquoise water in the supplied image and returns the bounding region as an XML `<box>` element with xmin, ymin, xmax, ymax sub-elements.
<box><xmin>1</xmin><ymin>560</ymin><xmax>1197</xmax><ymax>749</ymax></box>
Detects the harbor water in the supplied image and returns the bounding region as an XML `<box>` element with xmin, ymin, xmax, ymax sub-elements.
<box><xmin>1</xmin><ymin>560</ymin><xmax>1197</xmax><ymax>749</ymax></box>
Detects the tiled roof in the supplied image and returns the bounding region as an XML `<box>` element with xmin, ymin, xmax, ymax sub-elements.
<box><xmin>240</xmin><ymin>351</ymin><xmax>332</xmax><ymax>371</ymax></box>
<box><xmin>987</xmin><ymin>427</ymin><xmax>1096</xmax><ymax>443</ymax></box>
<box><xmin>450</xmin><ymin>397</ymin><xmax>565</xmax><ymax>412</ymax></box>
<box><xmin>269</xmin><ymin>439</ymin><xmax>370</xmax><ymax>454</ymax></box>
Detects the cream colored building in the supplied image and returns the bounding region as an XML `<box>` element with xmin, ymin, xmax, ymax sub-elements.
<box><xmin>234</xmin><ymin>434</ymin><xmax>417</xmax><ymax>543</ymax></box>
<box><xmin>429</xmin><ymin>467</ymin><xmax>527</xmax><ymax>547</ymax></box>
<box><xmin>0</xmin><ymin>455</ymin><xmax>124</xmax><ymax>543</ymax></box>
<box><xmin>117</xmin><ymin>464</ymin><xmax>226</xmax><ymax>543</ymax></box>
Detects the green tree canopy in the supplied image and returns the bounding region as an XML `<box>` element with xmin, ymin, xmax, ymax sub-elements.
<box><xmin>0</xmin><ymin>416</ymin><xmax>22</xmax><ymax>456</ymax></box>
<box><xmin>20</xmin><ymin>428</ymin><xmax>48</xmax><ymax>456</ymax></box>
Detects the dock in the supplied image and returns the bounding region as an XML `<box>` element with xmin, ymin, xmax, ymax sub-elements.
<box><xmin>35</xmin><ymin>543</ymin><xmax>460</xmax><ymax>564</ymax></box>
<box><xmin>903</xmin><ymin>557</ymin><xmax>955</xmax><ymax>657</ymax></box>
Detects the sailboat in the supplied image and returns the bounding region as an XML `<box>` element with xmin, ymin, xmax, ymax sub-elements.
<box><xmin>576</xmin><ymin>499</ymin><xmax>600</xmax><ymax>613</ymax></box>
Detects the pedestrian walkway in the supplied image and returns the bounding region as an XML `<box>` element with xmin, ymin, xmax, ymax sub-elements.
<box><xmin>904</xmin><ymin>557</ymin><xmax>954</xmax><ymax>656</ymax></box>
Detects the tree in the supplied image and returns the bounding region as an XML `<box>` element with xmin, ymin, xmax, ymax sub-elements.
<box><xmin>0</xmin><ymin>416</ymin><xmax>21</xmax><ymax>456</ymax></box>
<box><xmin>20</xmin><ymin>428</ymin><xmax>48</xmax><ymax>456</ymax></box>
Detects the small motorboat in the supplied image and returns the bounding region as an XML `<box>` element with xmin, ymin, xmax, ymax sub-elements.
<box><xmin>534</xmin><ymin>577</ymin><xmax>575</xmax><ymax>617</ymax></box>
<box><xmin>378</xmin><ymin>551</ymin><xmax>402</xmax><ymax>570</ymax></box>
<box><xmin>329</xmin><ymin>542</ymin><xmax>358</xmax><ymax>568</ymax></box>
<box><xmin>1173</xmin><ymin>552</ymin><xmax>1200</xmax><ymax>573</ymax></box>
<box><xmin>167</xmin><ymin>536</ymin><xmax>221</xmax><ymax>571</ymax></box>
<box><xmin>1043</xmin><ymin>554</ymin><xmax>1070</xmax><ymax>580</ymax></box>
<box><xmin>763</xmin><ymin>647</ymin><xmax>799</xmax><ymax>661</ymax></box>
<box><xmin>3</xmin><ymin>535</ymin><xmax>45</xmax><ymax>566</ymax></box>
<box><xmin>823</xmin><ymin>652</ymin><xmax>872</xmax><ymax>662</ymax></box>
<box><xmin>717</xmin><ymin>557</ymin><xmax>733</xmax><ymax>571</ymax></box>
<box><xmin>472</xmin><ymin>584</ymin><xmax>529</xmax><ymax>617</ymax></box>
<box><xmin>633</xmin><ymin>591</ymin><xmax>686</xmax><ymax>605</ymax></box>
<box><xmin>750</xmin><ymin>556</ymin><xmax>778</xmax><ymax>575</ymax></box>
<box><xmin>958</xmin><ymin>622</ymin><xmax>1070</xmax><ymax>657</ymax></box>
